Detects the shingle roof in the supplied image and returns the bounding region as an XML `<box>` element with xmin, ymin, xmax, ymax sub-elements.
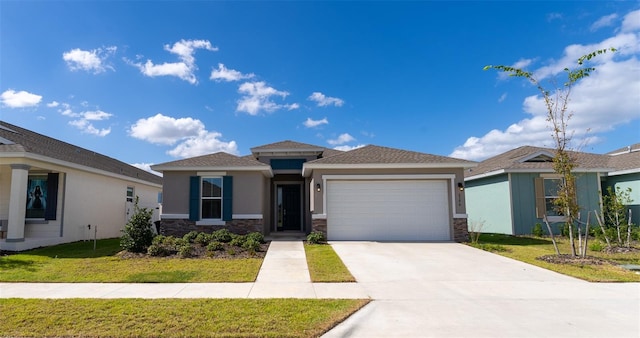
<box><xmin>151</xmin><ymin>151</ymin><xmax>270</xmax><ymax>172</ymax></box>
<box><xmin>465</xmin><ymin>145</ymin><xmax>612</xmax><ymax>179</ymax></box>
<box><xmin>606</xmin><ymin>143</ymin><xmax>640</xmax><ymax>155</ymax></box>
<box><xmin>607</xmin><ymin>150</ymin><xmax>640</xmax><ymax>173</ymax></box>
<box><xmin>251</xmin><ymin>140</ymin><xmax>325</xmax><ymax>152</ymax></box>
<box><xmin>307</xmin><ymin>144</ymin><xmax>477</xmax><ymax>165</ymax></box>
<box><xmin>0</xmin><ymin>121</ymin><xmax>162</xmax><ymax>185</ymax></box>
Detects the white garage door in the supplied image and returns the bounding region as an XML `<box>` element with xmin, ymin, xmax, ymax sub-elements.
<box><xmin>326</xmin><ymin>180</ymin><xmax>450</xmax><ymax>241</ymax></box>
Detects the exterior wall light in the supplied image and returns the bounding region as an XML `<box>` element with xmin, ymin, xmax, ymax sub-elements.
<box><xmin>316</xmin><ymin>183</ymin><xmax>321</xmax><ymax>192</ymax></box>
<box><xmin>458</xmin><ymin>182</ymin><xmax>464</xmax><ymax>191</ymax></box>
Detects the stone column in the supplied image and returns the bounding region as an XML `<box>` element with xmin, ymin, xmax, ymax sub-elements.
<box><xmin>7</xmin><ymin>164</ymin><xmax>30</xmax><ymax>242</ymax></box>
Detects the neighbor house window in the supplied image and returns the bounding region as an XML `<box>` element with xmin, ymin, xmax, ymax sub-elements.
<box><xmin>534</xmin><ymin>177</ymin><xmax>565</xmax><ymax>220</ymax></box>
<box><xmin>201</xmin><ymin>177</ymin><xmax>222</xmax><ymax>219</ymax></box>
<box><xmin>26</xmin><ymin>174</ymin><xmax>48</xmax><ymax>219</ymax></box>
<box><xmin>126</xmin><ymin>186</ymin><xmax>134</xmax><ymax>202</ymax></box>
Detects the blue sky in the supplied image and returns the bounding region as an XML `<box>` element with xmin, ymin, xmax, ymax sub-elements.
<box><xmin>1</xmin><ymin>1</ymin><xmax>639</xmax><ymax>174</ymax></box>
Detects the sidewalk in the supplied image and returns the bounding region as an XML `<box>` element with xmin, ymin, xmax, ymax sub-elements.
<box><xmin>0</xmin><ymin>240</ymin><xmax>368</xmax><ymax>299</ymax></box>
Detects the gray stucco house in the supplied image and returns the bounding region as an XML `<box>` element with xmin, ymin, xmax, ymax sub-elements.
<box><xmin>151</xmin><ymin>141</ymin><xmax>476</xmax><ymax>242</ymax></box>
<box><xmin>464</xmin><ymin>145</ymin><xmax>639</xmax><ymax>235</ymax></box>
<box><xmin>602</xmin><ymin>144</ymin><xmax>640</xmax><ymax>226</ymax></box>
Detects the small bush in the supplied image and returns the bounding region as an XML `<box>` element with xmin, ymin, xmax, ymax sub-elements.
<box><xmin>147</xmin><ymin>244</ymin><xmax>171</xmax><ymax>257</ymax></box>
<box><xmin>120</xmin><ymin>197</ymin><xmax>155</xmax><ymax>253</ymax></box>
<box><xmin>243</xmin><ymin>238</ymin><xmax>261</xmax><ymax>253</ymax></box>
<box><xmin>206</xmin><ymin>241</ymin><xmax>224</xmax><ymax>252</ymax></box>
<box><xmin>532</xmin><ymin>223</ymin><xmax>544</xmax><ymax>237</ymax></box>
<box><xmin>178</xmin><ymin>244</ymin><xmax>194</xmax><ymax>258</ymax></box>
<box><xmin>226</xmin><ymin>248</ymin><xmax>236</xmax><ymax>256</ymax></box>
<box><xmin>307</xmin><ymin>231</ymin><xmax>326</xmax><ymax>244</ymax></box>
<box><xmin>211</xmin><ymin>229</ymin><xmax>233</xmax><ymax>243</ymax></box>
<box><xmin>183</xmin><ymin>231</ymin><xmax>200</xmax><ymax>243</ymax></box>
<box><xmin>194</xmin><ymin>232</ymin><xmax>212</xmax><ymax>245</ymax></box>
<box><xmin>589</xmin><ymin>241</ymin><xmax>605</xmax><ymax>252</ymax></box>
<box><xmin>246</xmin><ymin>232</ymin><xmax>265</xmax><ymax>244</ymax></box>
<box><xmin>152</xmin><ymin>235</ymin><xmax>168</xmax><ymax>246</ymax></box>
<box><xmin>174</xmin><ymin>238</ymin><xmax>189</xmax><ymax>248</ymax></box>
<box><xmin>230</xmin><ymin>234</ymin><xmax>246</xmax><ymax>247</ymax></box>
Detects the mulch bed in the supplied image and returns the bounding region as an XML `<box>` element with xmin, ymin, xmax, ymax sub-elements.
<box><xmin>117</xmin><ymin>241</ymin><xmax>270</xmax><ymax>259</ymax></box>
<box><xmin>536</xmin><ymin>254</ymin><xmax>612</xmax><ymax>265</ymax></box>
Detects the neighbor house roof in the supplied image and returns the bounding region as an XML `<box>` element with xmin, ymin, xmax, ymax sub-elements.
<box><xmin>151</xmin><ymin>151</ymin><xmax>273</xmax><ymax>176</ymax></box>
<box><xmin>465</xmin><ymin>145</ymin><xmax>613</xmax><ymax>181</ymax></box>
<box><xmin>302</xmin><ymin>145</ymin><xmax>476</xmax><ymax>176</ymax></box>
<box><xmin>0</xmin><ymin>121</ymin><xmax>162</xmax><ymax>185</ymax></box>
<box><xmin>606</xmin><ymin>143</ymin><xmax>640</xmax><ymax>175</ymax></box>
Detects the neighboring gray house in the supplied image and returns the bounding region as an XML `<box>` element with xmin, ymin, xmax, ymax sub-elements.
<box><xmin>602</xmin><ymin>144</ymin><xmax>640</xmax><ymax>226</ymax></box>
<box><xmin>151</xmin><ymin>141</ymin><xmax>476</xmax><ymax>242</ymax></box>
<box><xmin>464</xmin><ymin>146</ymin><xmax>611</xmax><ymax>235</ymax></box>
<box><xmin>0</xmin><ymin>121</ymin><xmax>162</xmax><ymax>251</ymax></box>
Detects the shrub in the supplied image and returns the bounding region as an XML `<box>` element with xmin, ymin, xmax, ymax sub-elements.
<box><xmin>194</xmin><ymin>232</ymin><xmax>212</xmax><ymax>245</ymax></box>
<box><xmin>183</xmin><ymin>231</ymin><xmax>200</xmax><ymax>243</ymax></box>
<box><xmin>174</xmin><ymin>238</ymin><xmax>189</xmax><ymax>248</ymax></box>
<box><xmin>230</xmin><ymin>234</ymin><xmax>246</xmax><ymax>247</ymax></box>
<box><xmin>147</xmin><ymin>244</ymin><xmax>171</xmax><ymax>257</ymax></box>
<box><xmin>211</xmin><ymin>229</ymin><xmax>233</xmax><ymax>243</ymax></box>
<box><xmin>226</xmin><ymin>248</ymin><xmax>236</xmax><ymax>256</ymax></box>
<box><xmin>589</xmin><ymin>241</ymin><xmax>605</xmax><ymax>252</ymax></box>
<box><xmin>178</xmin><ymin>244</ymin><xmax>194</xmax><ymax>258</ymax></box>
<box><xmin>246</xmin><ymin>232</ymin><xmax>265</xmax><ymax>244</ymax></box>
<box><xmin>120</xmin><ymin>197</ymin><xmax>155</xmax><ymax>253</ymax></box>
<box><xmin>243</xmin><ymin>238</ymin><xmax>261</xmax><ymax>253</ymax></box>
<box><xmin>206</xmin><ymin>241</ymin><xmax>224</xmax><ymax>252</ymax></box>
<box><xmin>307</xmin><ymin>231</ymin><xmax>326</xmax><ymax>244</ymax></box>
<box><xmin>532</xmin><ymin>223</ymin><xmax>544</xmax><ymax>237</ymax></box>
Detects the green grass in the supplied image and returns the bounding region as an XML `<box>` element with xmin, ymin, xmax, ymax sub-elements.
<box><xmin>0</xmin><ymin>239</ymin><xmax>262</xmax><ymax>282</ymax></box>
<box><xmin>0</xmin><ymin>298</ymin><xmax>369</xmax><ymax>338</ymax></box>
<box><xmin>304</xmin><ymin>243</ymin><xmax>356</xmax><ymax>282</ymax></box>
<box><xmin>469</xmin><ymin>233</ymin><xmax>640</xmax><ymax>282</ymax></box>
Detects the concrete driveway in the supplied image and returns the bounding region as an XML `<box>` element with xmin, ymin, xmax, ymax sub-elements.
<box><xmin>323</xmin><ymin>242</ymin><xmax>640</xmax><ymax>338</ymax></box>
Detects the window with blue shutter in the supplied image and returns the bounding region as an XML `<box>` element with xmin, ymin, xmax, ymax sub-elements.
<box><xmin>189</xmin><ymin>176</ymin><xmax>200</xmax><ymax>221</ymax></box>
<box><xmin>44</xmin><ymin>173</ymin><xmax>59</xmax><ymax>220</ymax></box>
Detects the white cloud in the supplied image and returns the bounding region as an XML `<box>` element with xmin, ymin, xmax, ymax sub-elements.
<box><xmin>591</xmin><ymin>13</ymin><xmax>618</xmax><ymax>32</ymax></box>
<box><xmin>236</xmin><ymin>81</ymin><xmax>296</xmax><ymax>115</ymax></box>
<box><xmin>547</xmin><ymin>12</ymin><xmax>562</xmax><ymax>22</ymax></box>
<box><xmin>65</xmin><ymin>109</ymin><xmax>113</xmax><ymax>136</ymax></box>
<box><xmin>334</xmin><ymin>144</ymin><xmax>366</xmax><ymax>151</ymax></box>
<box><xmin>62</xmin><ymin>46</ymin><xmax>116</xmax><ymax>74</ymax></box>
<box><xmin>69</xmin><ymin>119</ymin><xmax>111</xmax><ymax>137</ymax></box>
<box><xmin>451</xmin><ymin>12</ymin><xmax>640</xmax><ymax>161</ymax></box>
<box><xmin>127</xmin><ymin>39</ymin><xmax>217</xmax><ymax>84</ymax></box>
<box><xmin>1</xmin><ymin>89</ymin><xmax>42</xmax><ymax>108</ymax></box>
<box><xmin>129</xmin><ymin>113</ymin><xmax>237</xmax><ymax>158</ymax></box>
<box><xmin>210</xmin><ymin>63</ymin><xmax>254</xmax><ymax>82</ymax></box>
<box><xmin>303</xmin><ymin>117</ymin><xmax>329</xmax><ymax>128</ymax></box>
<box><xmin>621</xmin><ymin>9</ymin><xmax>640</xmax><ymax>32</ymax></box>
<box><xmin>308</xmin><ymin>92</ymin><xmax>344</xmax><ymax>107</ymax></box>
<box><xmin>498</xmin><ymin>93</ymin><xmax>507</xmax><ymax>103</ymax></box>
<box><xmin>328</xmin><ymin>133</ymin><xmax>355</xmax><ymax>146</ymax></box>
<box><xmin>131</xmin><ymin>163</ymin><xmax>163</xmax><ymax>177</ymax></box>
<box><xmin>46</xmin><ymin>101</ymin><xmax>60</xmax><ymax>108</ymax></box>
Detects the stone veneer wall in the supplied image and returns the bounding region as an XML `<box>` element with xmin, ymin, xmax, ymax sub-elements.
<box><xmin>311</xmin><ymin>218</ymin><xmax>327</xmax><ymax>235</ymax></box>
<box><xmin>159</xmin><ymin>219</ymin><xmax>262</xmax><ymax>237</ymax></box>
<box><xmin>453</xmin><ymin>218</ymin><xmax>469</xmax><ymax>242</ymax></box>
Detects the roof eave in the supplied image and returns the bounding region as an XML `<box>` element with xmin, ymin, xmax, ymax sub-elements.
<box><xmin>302</xmin><ymin>162</ymin><xmax>477</xmax><ymax>177</ymax></box>
<box><xmin>151</xmin><ymin>165</ymin><xmax>274</xmax><ymax>177</ymax></box>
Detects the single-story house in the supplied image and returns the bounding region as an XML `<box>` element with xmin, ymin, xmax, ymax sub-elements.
<box><xmin>151</xmin><ymin>141</ymin><xmax>477</xmax><ymax>242</ymax></box>
<box><xmin>602</xmin><ymin>143</ymin><xmax>640</xmax><ymax>226</ymax></box>
<box><xmin>0</xmin><ymin>121</ymin><xmax>162</xmax><ymax>251</ymax></box>
<box><xmin>464</xmin><ymin>146</ymin><xmax>612</xmax><ymax>235</ymax></box>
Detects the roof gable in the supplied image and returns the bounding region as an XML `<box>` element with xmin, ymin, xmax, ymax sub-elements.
<box><xmin>0</xmin><ymin>121</ymin><xmax>162</xmax><ymax>185</ymax></box>
<box><xmin>151</xmin><ymin>151</ymin><xmax>272</xmax><ymax>175</ymax></box>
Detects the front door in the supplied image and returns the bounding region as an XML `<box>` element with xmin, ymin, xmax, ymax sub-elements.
<box><xmin>276</xmin><ymin>184</ymin><xmax>302</xmax><ymax>231</ymax></box>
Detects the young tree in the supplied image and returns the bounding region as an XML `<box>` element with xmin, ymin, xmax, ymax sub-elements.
<box><xmin>484</xmin><ymin>48</ymin><xmax>616</xmax><ymax>257</ymax></box>
<box><xmin>602</xmin><ymin>186</ymin><xmax>634</xmax><ymax>247</ymax></box>
<box><xmin>120</xmin><ymin>196</ymin><xmax>155</xmax><ymax>253</ymax></box>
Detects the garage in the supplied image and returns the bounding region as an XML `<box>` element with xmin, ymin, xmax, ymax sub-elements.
<box><xmin>326</xmin><ymin>179</ymin><xmax>451</xmax><ymax>241</ymax></box>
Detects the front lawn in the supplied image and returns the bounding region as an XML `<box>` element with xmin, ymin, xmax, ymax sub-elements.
<box><xmin>469</xmin><ymin>233</ymin><xmax>640</xmax><ymax>282</ymax></box>
<box><xmin>0</xmin><ymin>239</ymin><xmax>262</xmax><ymax>282</ymax></box>
<box><xmin>0</xmin><ymin>298</ymin><xmax>369</xmax><ymax>338</ymax></box>
<box><xmin>304</xmin><ymin>243</ymin><xmax>356</xmax><ymax>282</ymax></box>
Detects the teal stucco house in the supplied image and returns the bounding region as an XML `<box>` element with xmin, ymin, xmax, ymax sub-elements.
<box><xmin>463</xmin><ymin>145</ymin><xmax>638</xmax><ymax>235</ymax></box>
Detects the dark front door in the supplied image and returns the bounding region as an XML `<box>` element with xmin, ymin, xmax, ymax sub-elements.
<box><xmin>276</xmin><ymin>184</ymin><xmax>302</xmax><ymax>231</ymax></box>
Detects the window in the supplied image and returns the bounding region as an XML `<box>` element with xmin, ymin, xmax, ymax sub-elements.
<box><xmin>26</xmin><ymin>174</ymin><xmax>48</xmax><ymax>219</ymax></box>
<box><xmin>126</xmin><ymin>187</ymin><xmax>134</xmax><ymax>202</ymax></box>
<box><xmin>201</xmin><ymin>177</ymin><xmax>222</xmax><ymax>219</ymax></box>
<box><xmin>543</xmin><ymin>178</ymin><xmax>562</xmax><ymax>217</ymax></box>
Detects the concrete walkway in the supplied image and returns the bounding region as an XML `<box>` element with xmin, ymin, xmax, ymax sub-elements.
<box><xmin>0</xmin><ymin>240</ymin><xmax>368</xmax><ymax>299</ymax></box>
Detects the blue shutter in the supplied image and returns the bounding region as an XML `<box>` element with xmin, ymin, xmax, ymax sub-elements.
<box><xmin>44</xmin><ymin>173</ymin><xmax>59</xmax><ymax>220</ymax></box>
<box><xmin>223</xmin><ymin>176</ymin><xmax>233</xmax><ymax>221</ymax></box>
<box><xmin>189</xmin><ymin>176</ymin><xmax>200</xmax><ymax>221</ymax></box>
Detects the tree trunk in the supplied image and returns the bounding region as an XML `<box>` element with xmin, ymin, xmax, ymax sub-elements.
<box><xmin>627</xmin><ymin>209</ymin><xmax>632</xmax><ymax>249</ymax></box>
<box><xmin>594</xmin><ymin>211</ymin><xmax>612</xmax><ymax>249</ymax></box>
<box><xmin>582</xmin><ymin>212</ymin><xmax>590</xmax><ymax>258</ymax></box>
